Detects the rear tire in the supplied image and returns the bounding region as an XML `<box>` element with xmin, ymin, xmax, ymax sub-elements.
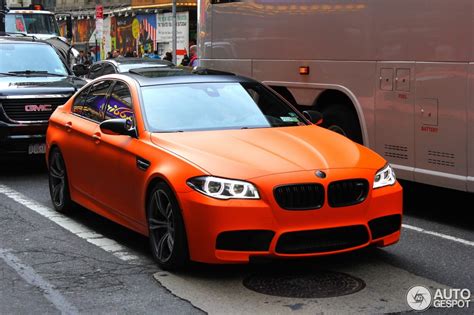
<box><xmin>147</xmin><ymin>182</ymin><xmax>189</xmax><ymax>270</ymax></box>
<box><xmin>48</xmin><ymin>147</ymin><xmax>74</xmax><ymax>213</ymax></box>
<box><xmin>321</xmin><ymin>103</ymin><xmax>363</xmax><ymax>144</ymax></box>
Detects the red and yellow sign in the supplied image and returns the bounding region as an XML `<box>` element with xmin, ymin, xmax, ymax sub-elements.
<box><xmin>131</xmin><ymin>0</ymin><xmax>196</xmax><ymax>8</ymax></box>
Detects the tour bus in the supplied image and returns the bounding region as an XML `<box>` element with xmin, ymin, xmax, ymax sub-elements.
<box><xmin>198</xmin><ymin>0</ymin><xmax>474</xmax><ymax>193</ymax></box>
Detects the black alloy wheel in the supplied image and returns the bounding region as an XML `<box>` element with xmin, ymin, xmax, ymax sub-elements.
<box><xmin>321</xmin><ymin>103</ymin><xmax>363</xmax><ymax>144</ymax></box>
<box><xmin>48</xmin><ymin>148</ymin><xmax>74</xmax><ymax>213</ymax></box>
<box><xmin>148</xmin><ymin>182</ymin><xmax>189</xmax><ymax>270</ymax></box>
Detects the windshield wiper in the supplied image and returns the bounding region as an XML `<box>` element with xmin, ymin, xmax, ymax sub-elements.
<box><xmin>0</xmin><ymin>72</ymin><xmax>22</xmax><ymax>76</ymax></box>
<box><xmin>8</xmin><ymin>70</ymin><xmax>65</xmax><ymax>77</ymax></box>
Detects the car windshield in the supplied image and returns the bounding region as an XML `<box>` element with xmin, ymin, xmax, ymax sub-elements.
<box><xmin>141</xmin><ymin>82</ymin><xmax>307</xmax><ymax>132</ymax></box>
<box><xmin>0</xmin><ymin>43</ymin><xmax>68</xmax><ymax>75</ymax></box>
<box><xmin>5</xmin><ymin>13</ymin><xmax>59</xmax><ymax>35</ymax></box>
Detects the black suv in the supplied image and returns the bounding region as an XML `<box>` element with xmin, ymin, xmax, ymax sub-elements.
<box><xmin>0</xmin><ymin>36</ymin><xmax>86</xmax><ymax>157</ymax></box>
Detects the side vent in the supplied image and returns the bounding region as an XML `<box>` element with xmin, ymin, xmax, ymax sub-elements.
<box><xmin>427</xmin><ymin>150</ymin><xmax>455</xmax><ymax>167</ymax></box>
<box><xmin>384</xmin><ymin>144</ymin><xmax>408</xmax><ymax>160</ymax></box>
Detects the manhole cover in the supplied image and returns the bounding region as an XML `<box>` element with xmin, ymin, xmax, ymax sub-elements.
<box><xmin>243</xmin><ymin>270</ymin><xmax>365</xmax><ymax>298</ymax></box>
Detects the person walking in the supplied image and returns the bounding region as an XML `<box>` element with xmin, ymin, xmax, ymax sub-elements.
<box><xmin>189</xmin><ymin>45</ymin><xmax>199</xmax><ymax>67</ymax></box>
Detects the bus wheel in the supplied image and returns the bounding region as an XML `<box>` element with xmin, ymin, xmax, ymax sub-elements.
<box><xmin>321</xmin><ymin>104</ymin><xmax>363</xmax><ymax>144</ymax></box>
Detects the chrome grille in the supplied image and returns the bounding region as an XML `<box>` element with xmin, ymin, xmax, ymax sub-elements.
<box><xmin>1</xmin><ymin>97</ymin><xmax>69</xmax><ymax>122</ymax></box>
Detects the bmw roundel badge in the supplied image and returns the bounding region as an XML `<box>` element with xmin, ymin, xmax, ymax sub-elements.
<box><xmin>315</xmin><ymin>170</ymin><xmax>326</xmax><ymax>179</ymax></box>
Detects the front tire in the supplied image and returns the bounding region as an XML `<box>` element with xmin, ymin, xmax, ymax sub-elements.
<box><xmin>147</xmin><ymin>182</ymin><xmax>189</xmax><ymax>270</ymax></box>
<box><xmin>321</xmin><ymin>103</ymin><xmax>363</xmax><ymax>144</ymax></box>
<box><xmin>48</xmin><ymin>147</ymin><xmax>74</xmax><ymax>213</ymax></box>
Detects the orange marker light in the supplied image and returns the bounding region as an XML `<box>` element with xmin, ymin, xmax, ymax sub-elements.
<box><xmin>299</xmin><ymin>66</ymin><xmax>310</xmax><ymax>75</ymax></box>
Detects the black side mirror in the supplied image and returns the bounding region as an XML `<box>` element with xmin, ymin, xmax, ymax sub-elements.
<box><xmin>72</xmin><ymin>64</ymin><xmax>89</xmax><ymax>76</ymax></box>
<box><xmin>303</xmin><ymin>110</ymin><xmax>324</xmax><ymax>125</ymax></box>
<box><xmin>100</xmin><ymin>119</ymin><xmax>137</xmax><ymax>138</ymax></box>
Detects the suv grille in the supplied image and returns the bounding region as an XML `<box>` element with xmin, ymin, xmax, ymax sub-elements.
<box><xmin>328</xmin><ymin>179</ymin><xmax>369</xmax><ymax>207</ymax></box>
<box><xmin>274</xmin><ymin>184</ymin><xmax>324</xmax><ymax>210</ymax></box>
<box><xmin>1</xmin><ymin>97</ymin><xmax>69</xmax><ymax>122</ymax></box>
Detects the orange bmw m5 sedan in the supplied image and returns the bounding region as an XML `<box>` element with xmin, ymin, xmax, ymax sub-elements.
<box><xmin>46</xmin><ymin>69</ymin><xmax>402</xmax><ymax>270</ymax></box>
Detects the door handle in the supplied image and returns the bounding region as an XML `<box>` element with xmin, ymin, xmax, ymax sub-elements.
<box><xmin>92</xmin><ymin>133</ymin><xmax>101</xmax><ymax>143</ymax></box>
<box><xmin>65</xmin><ymin>121</ymin><xmax>72</xmax><ymax>132</ymax></box>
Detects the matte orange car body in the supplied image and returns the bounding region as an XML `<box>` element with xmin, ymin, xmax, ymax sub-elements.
<box><xmin>46</xmin><ymin>73</ymin><xmax>402</xmax><ymax>265</ymax></box>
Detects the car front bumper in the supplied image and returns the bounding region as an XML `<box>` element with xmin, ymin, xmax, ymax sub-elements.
<box><xmin>0</xmin><ymin>120</ymin><xmax>47</xmax><ymax>157</ymax></box>
<box><xmin>178</xmin><ymin>169</ymin><xmax>403</xmax><ymax>264</ymax></box>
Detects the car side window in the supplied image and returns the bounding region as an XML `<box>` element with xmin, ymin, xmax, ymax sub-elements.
<box><xmin>80</xmin><ymin>80</ymin><xmax>112</xmax><ymax>122</ymax></box>
<box><xmin>88</xmin><ymin>64</ymin><xmax>103</xmax><ymax>79</ymax></box>
<box><xmin>102</xmin><ymin>64</ymin><xmax>116</xmax><ymax>75</ymax></box>
<box><xmin>105</xmin><ymin>81</ymin><xmax>135</xmax><ymax>126</ymax></box>
<box><xmin>71</xmin><ymin>86</ymin><xmax>91</xmax><ymax>116</ymax></box>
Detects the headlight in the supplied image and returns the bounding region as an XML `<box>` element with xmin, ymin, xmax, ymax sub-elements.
<box><xmin>187</xmin><ymin>176</ymin><xmax>260</xmax><ymax>199</ymax></box>
<box><xmin>373</xmin><ymin>164</ymin><xmax>396</xmax><ymax>189</ymax></box>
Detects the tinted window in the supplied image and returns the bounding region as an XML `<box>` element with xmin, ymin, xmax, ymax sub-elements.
<box><xmin>72</xmin><ymin>86</ymin><xmax>91</xmax><ymax>116</ymax></box>
<box><xmin>5</xmin><ymin>13</ymin><xmax>59</xmax><ymax>35</ymax></box>
<box><xmin>102</xmin><ymin>64</ymin><xmax>116</xmax><ymax>75</ymax></box>
<box><xmin>87</xmin><ymin>64</ymin><xmax>103</xmax><ymax>79</ymax></box>
<box><xmin>80</xmin><ymin>81</ymin><xmax>112</xmax><ymax>122</ymax></box>
<box><xmin>141</xmin><ymin>82</ymin><xmax>307</xmax><ymax>132</ymax></box>
<box><xmin>0</xmin><ymin>43</ymin><xmax>68</xmax><ymax>75</ymax></box>
<box><xmin>105</xmin><ymin>81</ymin><xmax>134</xmax><ymax>125</ymax></box>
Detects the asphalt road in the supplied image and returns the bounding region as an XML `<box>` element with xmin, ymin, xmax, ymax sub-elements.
<box><xmin>0</xmin><ymin>159</ymin><xmax>473</xmax><ymax>314</ymax></box>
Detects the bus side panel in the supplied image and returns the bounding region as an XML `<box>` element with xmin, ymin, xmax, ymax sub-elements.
<box><xmin>252</xmin><ymin>60</ymin><xmax>376</xmax><ymax>148</ymax></box>
<box><xmin>201</xmin><ymin>59</ymin><xmax>252</xmax><ymax>78</ymax></box>
<box><xmin>374</xmin><ymin>0</ymin><xmax>471</xmax><ymax>62</ymax></box>
<box><xmin>414</xmin><ymin>63</ymin><xmax>468</xmax><ymax>191</ymax></box>
<box><xmin>375</xmin><ymin>62</ymin><xmax>415</xmax><ymax>181</ymax></box>
<box><xmin>209</xmin><ymin>0</ymin><xmax>374</xmax><ymax>61</ymax></box>
<box><xmin>198</xmin><ymin>0</ymin><xmax>213</xmax><ymax>60</ymax></box>
<box><xmin>468</xmin><ymin>64</ymin><xmax>474</xmax><ymax>193</ymax></box>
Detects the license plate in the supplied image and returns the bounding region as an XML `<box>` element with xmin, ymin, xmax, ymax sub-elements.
<box><xmin>28</xmin><ymin>143</ymin><xmax>46</xmax><ymax>155</ymax></box>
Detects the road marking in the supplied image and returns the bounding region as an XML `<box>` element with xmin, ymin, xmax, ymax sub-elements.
<box><xmin>0</xmin><ymin>184</ymin><xmax>140</xmax><ymax>262</ymax></box>
<box><xmin>0</xmin><ymin>248</ymin><xmax>79</xmax><ymax>315</ymax></box>
<box><xmin>402</xmin><ymin>224</ymin><xmax>474</xmax><ymax>247</ymax></box>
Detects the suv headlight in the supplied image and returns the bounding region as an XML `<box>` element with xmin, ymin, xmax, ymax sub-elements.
<box><xmin>187</xmin><ymin>176</ymin><xmax>260</xmax><ymax>200</ymax></box>
<box><xmin>373</xmin><ymin>164</ymin><xmax>396</xmax><ymax>189</ymax></box>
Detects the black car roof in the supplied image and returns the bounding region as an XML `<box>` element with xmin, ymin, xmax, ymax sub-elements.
<box><xmin>123</xmin><ymin>69</ymin><xmax>257</xmax><ymax>87</ymax></box>
<box><xmin>0</xmin><ymin>35</ymin><xmax>50</xmax><ymax>45</ymax></box>
<box><xmin>99</xmin><ymin>57</ymin><xmax>172</xmax><ymax>67</ymax></box>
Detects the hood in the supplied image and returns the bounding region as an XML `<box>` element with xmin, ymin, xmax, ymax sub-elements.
<box><xmin>151</xmin><ymin>125</ymin><xmax>386</xmax><ymax>179</ymax></box>
<box><xmin>0</xmin><ymin>75</ymin><xmax>85</xmax><ymax>97</ymax></box>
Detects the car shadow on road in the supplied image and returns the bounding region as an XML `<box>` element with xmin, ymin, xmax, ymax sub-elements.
<box><xmin>0</xmin><ymin>158</ymin><xmax>47</xmax><ymax>177</ymax></box>
<box><xmin>399</xmin><ymin>180</ymin><xmax>474</xmax><ymax>231</ymax></box>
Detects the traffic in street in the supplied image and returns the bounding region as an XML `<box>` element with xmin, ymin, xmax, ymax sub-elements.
<box><xmin>0</xmin><ymin>160</ymin><xmax>472</xmax><ymax>314</ymax></box>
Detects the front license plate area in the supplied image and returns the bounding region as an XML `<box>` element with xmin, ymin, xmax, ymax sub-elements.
<box><xmin>28</xmin><ymin>143</ymin><xmax>46</xmax><ymax>155</ymax></box>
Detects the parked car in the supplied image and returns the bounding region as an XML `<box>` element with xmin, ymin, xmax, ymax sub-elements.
<box><xmin>84</xmin><ymin>58</ymin><xmax>173</xmax><ymax>80</ymax></box>
<box><xmin>0</xmin><ymin>36</ymin><xmax>86</xmax><ymax>158</ymax></box>
<box><xmin>46</xmin><ymin>70</ymin><xmax>402</xmax><ymax>270</ymax></box>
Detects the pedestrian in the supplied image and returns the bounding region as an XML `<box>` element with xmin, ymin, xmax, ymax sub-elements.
<box><xmin>163</xmin><ymin>52</ymin><xmax>172</xmax><ymax>62</ymax></box>
<box><xmin>112</xmin><ymin>49</ymin><xmax>121</xmax><ymax>58</ymax></box>
<box><xmin>106</xmin><ymin>51</ymin><xmax>112</xmax><ymax>59</ymax></box>
<box><xmin>189</xmin><ymin>45</ymin><xmax>199</xmax><ymax>67</ymax></box>
<box><xmin>151</xmin><ymin>50</ymin><xmax>161</xmax><ymax>59</ymax></box>
<box><xmin>76</xmin><ymin>50</ymin><xmax>87</xmax><ymax>64</ymax></box>
<box><xmin>85</xmin><ymin>52</ymin><xmax>93</xmax><ymax>65</ymax></box>
<box><xmin>180</xmin><ymin>52</ymin><xmax>190</xmax><ymax>66</ymax></box>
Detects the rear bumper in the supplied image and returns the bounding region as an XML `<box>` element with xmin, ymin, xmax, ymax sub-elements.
<box><xmin>178</xmin><ymin>175</ymin><xmax>403</xmax><ymax>264</ymax></box>
<box><xmin>0</xmin><ymin>120</ymin><xmax>47</xmax><ymax>156</ymax></box>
